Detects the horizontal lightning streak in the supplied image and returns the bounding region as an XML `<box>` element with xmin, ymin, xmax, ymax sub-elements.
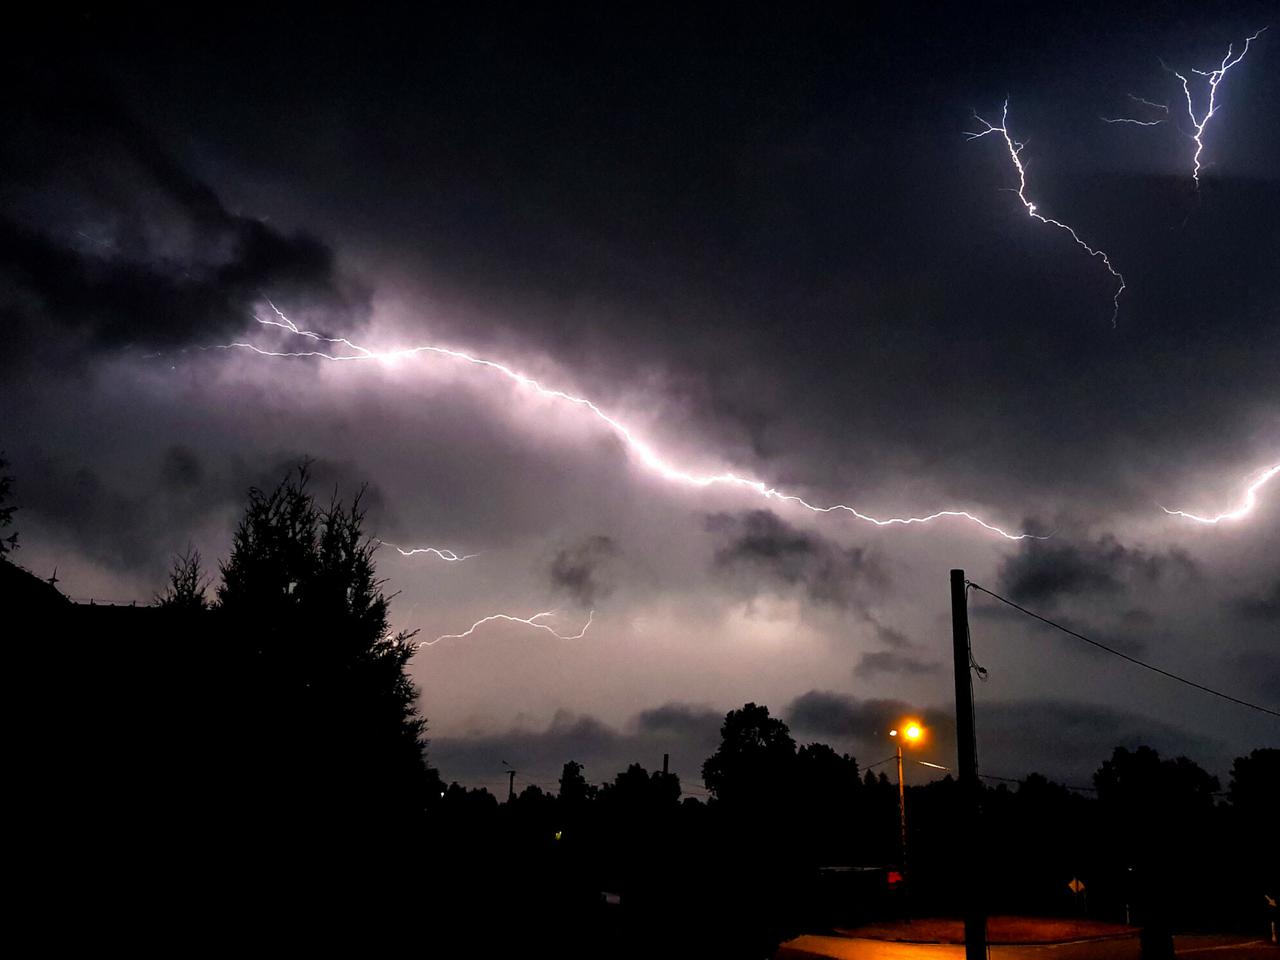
<box><xmin>1162</xmin><ymin>463</ymin><xmax>1280</xmax><ymax>524</ymax></box>
<box><xmin>1100</xmin><ymin>117</ymin><xmax>1165</xmax><ymax>126</ymax></box>
<box><xmin>1100</xmin><ymin>93</ymin><xmax>1169</xmax><ymax>126</ymax></box>
<box><xmin>375</xmin><ymin>539</ymin><xmax>477</xmax><ymax>562</ymax></box>
<box><xmin>219</xmin><ymin>307</ymin><xmax>1039</xmax><ymax>540</ymax></box>
<box><xmin>1164</xmin><ymin>27</ymin><xmax>1267</xmax><ymax>185</ymax></box>
<box><xmin>420</xmin><ymin>610</ymin><xmax>594</xmax><ymax>647</ymax></box>
<box><xmin>966</xmin><ymin>100</ymin><xmax>1126</xmax><ymax>327</ymax></box>
<box><xmin>1128</xmin><ymin>96</ymin><xmax>1170</xmax><ymax>113</ymax></box>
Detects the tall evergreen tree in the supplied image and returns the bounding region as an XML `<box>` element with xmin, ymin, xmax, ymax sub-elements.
<box><xmin>208</xmin><ymin>464</ymin><xmax>438</xmax><ymax>860</ymax></box>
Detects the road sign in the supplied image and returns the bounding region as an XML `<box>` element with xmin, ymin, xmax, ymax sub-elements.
<box><xmin>1068</xmin><ymin>878</ymin><xmax>1085</xmax><ymax>894</ymax></box>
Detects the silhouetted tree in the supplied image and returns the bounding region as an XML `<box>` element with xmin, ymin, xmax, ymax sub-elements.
<box><xmin>598</xmin><ymin>762</ymin><xmax>681</xmax><ymax>814</ymax></box>
<box><xmin>696</xmin><ymin>705</ymin><xmax>806</xmax><ymax>954</ymax></box>
<box><xmin>211</xmin><ymin>464</ymin><xmax>439</xmax><ymax>866</ymax></box>
<box><xmin>1094</xmin><ymin>746</ymin><xmax>1219</xmax><ymax>845</ymax></box>
<box><xmin>794</xmin><ymin>742</ymin><xmax>862</xmax><ymax>861</ymax></box>
<box><xmin>797</xmin><ymin>741</ymin><xmax>859</xmax><ymax>783</ymax></box>
<box><xmin>157</xmin><ymin>546</ymin><xmax>209</xmax><ymax>610</ymax></box>
<box><xmin>977</xmin><ymin>773</ymin><xmax>1097</xmax><ymax>917</ymax></box>
<box><xmin>559</xmin><ymin>760</ymin><xmax>596</xmax><ymax>808</ymax></box>
<box><xmin>1227</xmin><ymin>748</ymin><xmax>1279</xmax><ymax>906</ymax></box>
<box><xmin>442</xmin><ymin>780</ymin><xmax>499</xmax><ymax>811</ymax></box>
<box><xmin>701</xmin><ymin>702</ymin><xmax>796</xmax><ymax>807</ymax></box>
<box><xmin>0</xmin><ymin>454</ymin><xmax>17</xmax><ymax>556</ymax></box>
<box><xmin>514</xmin><ymin>782</ymin><xmax>557</xmax><ymax>821</ymax></box>
<box><xmin>1227</xmin><ymin>747</ymin><xmax>1279</xmax><ymax>821</ymax></box>
<box><xmin>1095</xmin><ymin>746</ymin><xmax>1219</xmax><ymax>957</ymax></box>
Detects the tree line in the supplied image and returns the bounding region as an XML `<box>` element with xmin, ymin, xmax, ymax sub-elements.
<box><xmin>4</xmin><ymin>460</ymin><xmax>1275</xmax><ymax>954</ymax></box>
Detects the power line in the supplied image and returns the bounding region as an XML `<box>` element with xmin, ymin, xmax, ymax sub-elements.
<box><xmin>979</xmin><ymin>772</ymin><xmax>1097</xmax><ymax>793</ymax></box>
<box><xmin>966</xmin><ymin>581</ymin><xmax>1279</xmax><ymax>719</ymax></box>
<box><xmin>980</xmin><ymin>772</ymin><xmax>1227</xmax><ymax>798</ymax></box>
<box><xmin>865</xmin><ymin>753</ymin><xmax>900</xmax><ymax>770</ymax></box>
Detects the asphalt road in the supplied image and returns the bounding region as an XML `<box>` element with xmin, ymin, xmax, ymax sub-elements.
<box><xmin>777</xmin><ymin>934</ymin><xmax>1275</xmax><ymax>960</ymax></box>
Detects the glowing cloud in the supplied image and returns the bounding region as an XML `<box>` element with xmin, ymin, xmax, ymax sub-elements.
<box><xmin>1163</xmin><ymin>463</ymin><xmax>1280</xmax><ymax>524</ymax></box>
<box><xmin>216</xmin><ymin>305</ymin><xmax>1039</xmax><ymax>540</ymax></box>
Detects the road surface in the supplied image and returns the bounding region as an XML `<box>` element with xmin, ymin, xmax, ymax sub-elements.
<box><xmin>777</xmin><ymin>934</ymin><xmax>1274</xmax><ymax>960</ymax></box>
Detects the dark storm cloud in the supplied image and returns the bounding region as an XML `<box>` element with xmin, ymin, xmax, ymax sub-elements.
<box><xmin>784</xmin><ymin>690</ymin><xmax>1220</xmax><ymax>783</ymax></box>
<box><xmin>1231</xmin><ymin>580</ymin><xmax>1280</xmax><ymax>621</ymax></box>
<box><xmin>868</xmin><ymin>619</ymin><xmax>914</xmax><ymax>649</ymax></box>
<box><xmin>548</xmin><ymin>535</ymin><xmax>619</xmax><ymax>606</ymax></box>
<box><xmin>14</xmin><ymin>447</ymin><xmax>387</xmax><ymax>581</ymax></box>
<box><xmin>854</xmin><ymin>650</ymin><xmax>943</xmax><ymax>679</ymax></box>
<box><xmin>970</xmin><ymin>598</ymin><xmax>1153</xmax><ymax>658</ymax></box>
<box><xmin>427</xmin><ymin>703</ymin><xmax>723</xmax><ymax>790</ymax></box>
<box><xmin>706</xmin><ymin>510</ymin><xmax>887</xmax><ymax>609</ymax></box>
<box><xmin>635</xmin><ymin>703</ymin><xmax>724</xmax><ymax>738</ymax></box>
<box><xmin>998</xmin><ymin>535</ymin><xmax>1198</xmax><ymax>607</ymax></box>
<box><xmin>433</xmin><ymin>690</ymin><xmax>1236</xmax><ymax>792</ymax></box>
<box><xmin>434</xmin><ymin>691</ymin><xmax>1225</xmax><ymax>791</ymax></box>
<box><xmin>786</xmin><ymin>690</ymin><xmax>952</xmax><ymax>740</ymax></box>
<box><xmin>160</xmin><ymin>446</ymin><xmax>204</xmax><ymax>491</ymax></box>
<box><xmin>1232</xmin><ymin>651</ymin><xmax>1280</xmax><ymax>705</ymax></box>
<box><xmin>6</xmin><ymin>6</ymin><xmax>1275</xmax><ymax>525</ymax></box>
<box><xmin>0</xmin><ymin>76</ymin><xmax>361</xmax><ymax>358</ymax></box>
<box><xmin>974</xmin><ymin>699</ymin><xmax>1223</xmax><ymax>784</ymax></box>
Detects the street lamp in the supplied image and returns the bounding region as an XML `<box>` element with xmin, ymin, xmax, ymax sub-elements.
<box><xmin>888</xmin><ymin>721</ymin><xmax>925</xmax><ymax>893</ymax></box>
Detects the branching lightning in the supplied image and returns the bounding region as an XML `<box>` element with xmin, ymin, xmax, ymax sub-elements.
<box><xmin>966</xmin><ymin>100</ymin><xmax>1126</xmax><ymax>327</ymax></box>
<box><xmin>1162</xmin><ymin>463</ymin><xmax>1280</xmax><ymax>524</ymax></box>
<box><xmin>1100</xmin><ymin>94</ymin><xmax>1170</xmax><ymax>126</ymax></box>
<box><xmin>1163</xmin><ymin>28</ymin><xmax>1268</xmax><ymax>185</ymax></box>
<box><xmin>419</xmin><ymin>609</ymin><xmax>594</xmax><ymax>647</ymax></box>
<box><xmin>218</xmin><ymin>305</ymin><xmax>1039</xmax><ymax>541</ymax></box>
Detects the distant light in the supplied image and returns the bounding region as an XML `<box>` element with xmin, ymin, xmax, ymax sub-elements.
<box><xmin>889</xmin><ymin>729</ymin><xmax>898</xmax><ymax>737</ymax></box>
<box><xmin>554</xmin><ymin>830</ymin><xmax>563</xmax><ymax>841</ymax></box>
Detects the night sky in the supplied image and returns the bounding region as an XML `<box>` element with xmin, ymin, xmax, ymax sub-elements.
<box><xmin>3</xmin><ymin>3</ymin><xmax>1277</xmax><ymax>795</ymax></box>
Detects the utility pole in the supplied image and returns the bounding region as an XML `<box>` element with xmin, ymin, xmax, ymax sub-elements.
<box><xmin>951</xmin><ymin>569</ymin><xmax>986</xmax><ymax>960</ymax></box>
<box><xmin>507</xmin><ymin>769</ymin><xmax>517</xmax><ymax>802</ymax></box>
<box><xmin>896</xmin><ymin>740</ymin><xmax>907</xmax><ymax>886</ymax></box>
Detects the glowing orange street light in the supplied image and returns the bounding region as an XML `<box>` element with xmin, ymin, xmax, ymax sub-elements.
<box><xmin>889</xmin><ymin>720</ymin><xmax>925</xmax><ymax>899</ymax></box>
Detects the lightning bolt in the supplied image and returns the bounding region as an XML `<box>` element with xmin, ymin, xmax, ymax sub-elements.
<box><xmin>376</xmin><ymin>540</ymin><xmax>478</xmax><ymax>562</ymax></box>
<box><xmin>1163</xmin><ymin>463</ymin><xmax>1280</xmax><ymax>524</ymax></box>
<box><xmin>218</xmin><ymin>305</ymin><xmax>1039</xmax><ymax>541</ymax></box>
<box><xmin>1128</xmin><ymin>96</ymin><xmax>1172</xmax><ymax>114</ymax></box>
<box><xmin>419</xmin><ymin>609</ymin><xmax>594</xmax><ymax>647</ymax></box>
<box><xmin>1164</xmin><ymin>27</ymin><xmax>1268</xmax><ymax>185</ymax></box>
<box><xmin>1100</xmin><ymin>94</ymin><xmax>1170</xmax><ymax>126</ymax></box>
<box><xmin>966</xmin><ymin>100</ymin><xmax>1126</xmax><ymax>327</ymax></box>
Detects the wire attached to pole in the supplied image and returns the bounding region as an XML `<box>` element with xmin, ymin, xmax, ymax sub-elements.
<box><xmin>966</xmin><ymin>580</ymin><xmax>1279</xmax><ymax>719</ymax></box>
